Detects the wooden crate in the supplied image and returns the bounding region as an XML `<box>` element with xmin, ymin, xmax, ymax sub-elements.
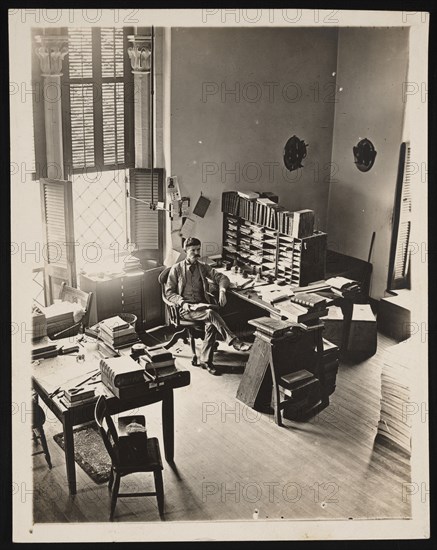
<box><xmin>377</xmin><ymin>294</ymin><xmax>412</xmax><ymax>342</ymax></box>
<box><xmin>347</xmin><ymin>303</ymin><xmax>377</xmax><ymax>355</ymax></box>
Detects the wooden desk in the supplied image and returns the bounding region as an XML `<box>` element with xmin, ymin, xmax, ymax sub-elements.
<box><xmin>32</xmin><ymin>339</ymin><xmax>190</xmax><ymax>495</ymax></box>
<box><xmin>223</xmin><ymin>280</ymin><xmax>330</xmax><ymax>418</ymax></box>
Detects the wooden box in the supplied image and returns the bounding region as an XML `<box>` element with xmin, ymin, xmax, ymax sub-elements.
<box><xmin>347</xmin><ymin>303</ymin><xmax>377</xmax><ymax>355</ymax></box>
<box><xmin>377</xmin><ymin>293</ymin><xmax>412</xmax><ymax>342</ymax></box>
<box><xmin>320</xmin><ymin>306</ymin><xmax>344</xmax><ymax>349</ymax></box>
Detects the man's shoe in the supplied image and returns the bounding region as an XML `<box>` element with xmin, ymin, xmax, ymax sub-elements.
<box><xmin>199</xmin><ymin>362</ymin><xmax>220</xmax><ymax>376</ymax></box>
<box><xmin>230</xmin><ymin>338</ymin><xmax>252</xmax><ymax>352</ymax></box>
<box><xmin>206</xmin><ymin>364</ymin><xmax>221</xmax><ymax>376</ymax></box>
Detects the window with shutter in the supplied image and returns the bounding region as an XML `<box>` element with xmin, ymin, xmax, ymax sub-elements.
<box><xmin>33</xmin><ymin>26</ymin><xmax>164</xmax><ymax>282</ymax></box>
<box><xmin>40</xmin><ymin>178</ymin><xmax>76</xmax><ymax>304</ymax></box>
<box><xmin>387</xmin><ymin>142</ymin><xmax>412</xmax><ymax>290</ymax></box>
<box><xmin>62</xmin><ymin>26</ymin><xmax>134</xmax><ymax>174</ymax></box>
<box><xmin>129</xmin><ymin>168</ymin><xmax>164</xmax><ymax>263</ymax></box>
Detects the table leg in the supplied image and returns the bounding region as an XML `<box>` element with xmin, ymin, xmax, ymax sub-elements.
<box><xmin>62</xmin><ymin>412</ymin><xmax>76</xmax><ymax>495</ymax></box>
<box><xmin>162</xmin><ymin>390</ymin><xmax>174</xmax><ymax>463</ymax></box>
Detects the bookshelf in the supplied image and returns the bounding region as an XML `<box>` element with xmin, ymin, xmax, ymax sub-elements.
<box><xmin>222</xmin><ymin>192</ymin><xmax>326</xmax><ymax>287</ymax></box>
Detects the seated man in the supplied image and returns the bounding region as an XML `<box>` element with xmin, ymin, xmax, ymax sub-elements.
<box><xmin>165</xmin><ymin>237</ymin><xmax>251</xmax><ymax>375</ymax></box>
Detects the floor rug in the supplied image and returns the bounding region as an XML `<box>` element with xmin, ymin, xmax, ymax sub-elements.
<box><xmin>53</xmin><ymin>423</ymin><xmax>111</xmax><ymax>484</ymax></box>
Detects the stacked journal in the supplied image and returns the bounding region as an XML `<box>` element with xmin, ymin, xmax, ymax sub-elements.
<box><xmin>321</xmin><ymin>338</ymin><xmax>340</xmax><ymax>397</ymax></box>
<box><xmin>62</xmin><ymin>387</ymin><xmax>97</xmax><ymax>408</ymax></box>
<box><xmin>123</xmin><ymin>255</ymin><xmax>142</xmax><ymax>272</ymax></box>
<box><xmin>279</xmin><ymin>369</ymin><xmax>318</xmax><ymax>401</ymax></box>
<box><xmin>326</xmin><ymin>276</ymin><xmax>361</xmax><ymax>298</ymax></box>
<box><xmin>100</xmin><ymin>355</ymin><xmax>148</xmax><ymax>399</ymax></box>
<box><xmin>248</xmin><ymin>317</ymin><xmax>295</xmax><ymax>338</ymax></box>
<box><xmin>139</xmin><ymin>347</ymin><xmax>178</xmax><ymax>380</ymax></box>
<box><xmin>274</xmin><ymin>295</ymin><xmax>328</xmax><ymax>324</ymax></box>
<box><xmin>99</xmin><ymin>316</ymin><xmax>140</xmax><ymax>349</ymax></box>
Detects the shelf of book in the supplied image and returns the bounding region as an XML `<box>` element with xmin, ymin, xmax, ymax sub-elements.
<box><xmin>222</xmin><ymin>192</ymin><xmax>326</xmax><ymax>287</ymax></box>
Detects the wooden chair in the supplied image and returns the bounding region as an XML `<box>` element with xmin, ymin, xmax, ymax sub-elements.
<box><xmin>268</xmin><ymin>324</ymin><xmax>328</xmax><ymax>427</ymax></box>
<box><xmin>31</xmin><ymin>392</ymin><xmax>52</xmax><ymax>469</ymax></box>
<box><xmin>49</xmin><ymin>283</ymin><xmax>93</xmax><ymax>339</ymax></box>
<box><xmin>157</xmin><ymin>267</ymin><xmax>217</xmax><ymax>366</ymax></box>
<box><xmin>94</xmin><ymin>395</ymin><xmax>164</xmax><ymax>521</ymax></box>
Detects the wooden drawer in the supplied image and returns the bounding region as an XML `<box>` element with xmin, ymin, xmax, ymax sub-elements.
<box><xmin>121</xmin><ymin>277</ymin><xmax>142</xmax><ymax>291</ymax></box>
<box><xmin>122</xmin><ymin>287</ymin><xmax>142</xmax><ymax>302</ymax></box>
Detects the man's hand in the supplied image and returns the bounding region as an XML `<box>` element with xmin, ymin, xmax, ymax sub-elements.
<box><xmin>219</xmin><ymin>288</ymin><xmax>227</xmax><ymax>307</ymax></box>
<box><xmin>180</xmin><ymin>302</ymin><xmax>191</xmax><ymax>313</ymax></box>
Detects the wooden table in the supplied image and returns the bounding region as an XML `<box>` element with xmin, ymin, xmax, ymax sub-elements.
<box><xmin>31</xmin><ymin>339</ymin><xmax>190</xmax><ymax>495</ymax></box>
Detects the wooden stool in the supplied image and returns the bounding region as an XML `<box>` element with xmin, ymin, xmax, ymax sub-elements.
<box><xmin>94</xmin><ymin>396</ymin><xmax>164</xmax><ymax>521</ymax></box>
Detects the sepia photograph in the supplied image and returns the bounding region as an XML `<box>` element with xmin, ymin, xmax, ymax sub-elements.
<box><xmin>9</xmin><ymin>7</ymin><xmax>429</xmax><ymax>542</ymax></box>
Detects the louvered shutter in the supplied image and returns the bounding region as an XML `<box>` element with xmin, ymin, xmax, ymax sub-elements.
<box><xmin>40</xmin><ymin>178</ymin><xmax>77</xmax><ymax>304</ymax></box>
<box><xmin>388</xmin><ymin>142</ymin><xmax>412</xmax><ymax>290</ymax></box>
<box><xmin>62</xmin><ymin>27</ymin><xmax>134</xmax><ymax>175</ymax></box>
<box><xmin>129</xmin><ymin>168</ymin><xmax>164</xmax><ymax>262</ymax></box>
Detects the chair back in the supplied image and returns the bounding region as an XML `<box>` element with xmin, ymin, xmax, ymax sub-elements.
<box><xmin>59</xmin><ymin>282</ymin><xmax>93</xmax><ymax>329</ymax></box>
<box><xmin>158</xmin><ymin>267</ymin><xmax>180</xmax><ymax>326</ymax></box>
<box><xmin>32</xmin><ymin>400</ymin><xmax>46</xmax><ymax>428</ymax></box>
<box><xmin>94</xmin><ymin>395</ymin><xmax>120</xmax><ymax>465</ymax></box>
<box><xmin>158</xmin><ymin>267</ymin><xmax>170</xmax><ymax>288</ymax></box>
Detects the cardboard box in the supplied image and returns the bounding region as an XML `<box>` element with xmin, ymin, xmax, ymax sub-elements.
<box><xmin>348</xmin><ymin>303</ymin><xmax>377</xmax><ymax>355</ymax></box>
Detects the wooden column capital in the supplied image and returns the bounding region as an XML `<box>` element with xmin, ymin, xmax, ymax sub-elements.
<box><xmin>127</xmin><ymin>35</ymin><xmax>152</xmax><ymax>74</ymax></box>
<box><xmin>35</xmin><ymin>35</ymin><xmax>68</xmax><ymax>77</ymax></box>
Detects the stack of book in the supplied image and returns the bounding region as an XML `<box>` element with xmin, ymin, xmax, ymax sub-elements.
<box><xmin>238</xmin><ymin>192</ymin><xmax>259</xmax><ymax>220</ymax></box>
<box><xmin>255</xmin><ymin>197</ymin><xmax>279</xmax><ymax>228</ymax></box>
<box><xmin>291</xmin><ymin>209</ymin><xmax>315</xmax><ymax>238</ymax></box>
<box><xmin>223</xmin><ymin>191</ymin><xmax>282</xmax><ymax>229</ymax></box>
<box><xmin>278</xmin><ymin>210</ymin><xmax>295</xmax><ymax>236</ymax></box>
<box><xmin>279</xmin><ymin>369</ymin><xmax>319</xmax><ymax>400</ymax></box>
<box><xmin>274</xmin><ymin>295</ymin><xmax>328</xmax><ymax>324</ymax></box>
<box><xmin>123</xmin><ymin>255</ymin><xmax>142</xmax><ymax>272</ymax></box>
<box><xmin>61</xmin><ymin>387</ymin><xmax>97</xmax><ymax>408</ymax></box>
<box><xmin>248</xmin><ymin>316</ymin><xmax>295</xmax><ymax>338</ymax></box>
<box><xmin>290</xmin><ymin>293</ymin><xmax>327</xmax><ymax>310</ymax></box>
<box><xmin>31</xmin><ymin>343</ymin><xmax>58</xmax><ymax>361</ymax></box>
<box><xmin>222</xmin><ymin>191</ymin><xmax>240</xmax><ymax>216</ymax></box>
<box><xmin>139</xmin><ymin>347</ymin><xmax>178</xmax><ymax>380</ymax></box>
<box><xmin>98</xmin><ymin>316</ymin><xmax>140</xmax><ymax>350</ymax></box>
<box><xmin>100</xmin><ymin>355</ymin><xmax>148</xmax><ymax>399</ymax></box>
<box><xmin>274</xmin><ymin>368</ymin><xmax>320</xmax><ymax>421</ymax></box>
<box><xmin>326</xmin><ymin>276</ymin><xmax>361</xmax><ymax>298</ymax></box>
<box><xmin>321</xmin><ymin>338</ymin><xmax>340</xmax><ymax>396</ymax></box>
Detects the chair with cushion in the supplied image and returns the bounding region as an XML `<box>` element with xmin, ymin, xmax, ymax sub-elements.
<box><xmin>156</xmin><ymin>267</ymin><xmax>218</xmax><ymax>366</ymax></box>
<box><xmin>94</xmin><ymin>395</ymin><xmax>164</xmax><ymax>521</ymax></box>
<box><xmin>48</xmin><ymin>282</ymin><xmax>93</xmax><ymax>339</ymax></box>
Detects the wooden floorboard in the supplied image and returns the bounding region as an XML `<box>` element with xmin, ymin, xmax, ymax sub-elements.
<box><xmin>33</xmin><ymin>332</ymin><xmax>411</xmax><ymax>522</ymax></box>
